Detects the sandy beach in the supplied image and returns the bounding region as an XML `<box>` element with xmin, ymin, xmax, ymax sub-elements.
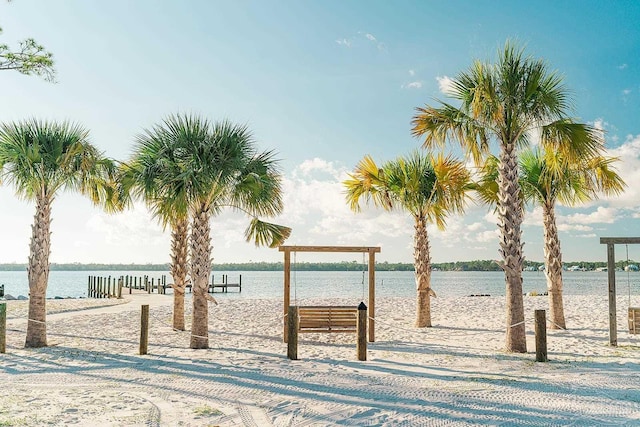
<box><xmin>1</xmin><ymin>293</ymin><xmax>639</xmax><ymax>426</ymax></box>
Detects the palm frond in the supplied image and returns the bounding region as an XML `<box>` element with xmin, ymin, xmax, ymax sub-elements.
<box><xmin>244</xmin><ymin>217</ymin><xmax>291</xmax><ymax>248</ymax></box>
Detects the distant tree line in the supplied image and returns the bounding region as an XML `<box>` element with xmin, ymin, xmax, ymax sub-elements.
<box><xmin>0</xmin><ymin>259</ymin><xmax>635</xmax><ymax>272</ymax></box>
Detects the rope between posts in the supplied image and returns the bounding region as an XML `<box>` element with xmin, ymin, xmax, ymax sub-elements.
<box><xmin>547</xmin><ymin>318</ymin><xmax>566</xmax><ymax>330</ymax></box>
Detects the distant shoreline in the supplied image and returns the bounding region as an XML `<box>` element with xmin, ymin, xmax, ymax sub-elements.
<box><xmin>0</xmin><ymin>259</ymin><xmax>631</xmax><ymax>272</ymax></box>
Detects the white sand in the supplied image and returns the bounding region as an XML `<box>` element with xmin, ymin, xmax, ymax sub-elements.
<box><xmin>1</xmin><ymin>293</ymin><xmax>640</xmax><ymax>426</ymax></box>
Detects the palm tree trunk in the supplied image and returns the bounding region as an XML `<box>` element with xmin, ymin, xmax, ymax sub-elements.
<box><xmin>414</xmin><ymin>217</ymin><xmax>433</xmax><ymax>327</ymax></box>
<box><xmin>171</xmin><ymin>218</ymin><xmax>189</xmax><ymax>331</ymax></box>
<box><xmin>190</xmin><ymin>204</ymin><xmax>211</xmax><ymax>349</ymax></box>
<box><xmin>543</xmin><ymin>203</ymin><xmax>566</xmax><ymax>329</ymax></box>
<box><xmin>25</xmin><ymin>193</ymin><xmax>51</xmax><ymax>348</ymax></box>
<box><xmin>498</xmin><ymin>143</ymin><xmax>527</xmax><ymax>353</ymax></box>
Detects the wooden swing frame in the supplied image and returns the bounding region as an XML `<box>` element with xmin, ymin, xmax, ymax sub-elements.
<box><xmin>600</xmin><ymin>237</ymin><xmax>640</xmax><ymax>346</ymax></box>
<box><xmin>279</xmin><ymin>245</ymin><xmax>381</xmax><ymax>343</ymax></box>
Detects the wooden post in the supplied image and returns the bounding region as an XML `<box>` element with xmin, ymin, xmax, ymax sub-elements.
<box><xmin>239</xmin><ymin>274</ymin><xmax>242</xmax><ymax>292</ymax></box>
<box><xmin>535</xmin><ymin>309</ymin><xmax>548</xmax><ymax>362</ymax></box>
<box><xmin>357</xmin><ymin>302</ymin><xmax>367</xmax><ymax>361</ymax></box>
<box><xmin>140</xmin><ymin>304</ymin><xmax>149</xmax><ymax>355</ymax></box>
<box><xmin>117</xmin><ymin>278</ymin><xmax>123</xmax><ymax>299</ymax></box>
<box><xmin>87</xmin><ymin>276</ymin><xmax>91</xmax><ymax>297</ymax></box>
<box><xmin>108</xmin><ymin>276</ymin><xmax>112</xmax><ymax>297</ymax></box>
<box><xmin>283</xmin><ymin>249</ymin><xmax>291</xmax><ymax>342</ymax></box>
<box><xmin>287</xmin><ymin>306</ymin><xmax>299</xmax><ymax>360</ymax></box>
<box><xmin>0</xmin><ymin>303</ymin><xmax>6</xmax><ymax>354</ymax></box>
<box><xmin>98</xmin><ymin>277</ymin><xmax>103</xmax><ymax>298</ymax></box>
<box><xmin>368</xmin><ymin>249</ymin><xmax>375</xmax><ymax>342</ymax></box>
<box><xmin>607</xmin><ymin>243</ymin><xmax>617</xmax><ymax>346</ymax></box>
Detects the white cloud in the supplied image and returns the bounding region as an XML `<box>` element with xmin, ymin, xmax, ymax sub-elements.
<box><xmin>557</xmin><ymin>224</ymin><xmax>593</xmax><ymax>232</ymax></box>
<box><xmin>564</xmin><ymin>206</ymin><xmax>619</xmax><ymax>224</ymax></box>
<box><xmin>592</xmin><ymin>118</ymin><xmax>606</xmax><ymax>132</ymax></box>
<box><xmin>295</xmin><ymin>157</ymin><xmax>342</xmax><ymax>179</ymax></box>
<box><xmin>475</xmin><ymin>229</ymin><xmax>499</xmax><ymax>243</ymax></box>
<box><xmin>436</xmin><ymin>76</ymin><xmax>456</xmax><ymax>95</ymax></box>
<box><xmin>408</xmin><ymin>69</ymin><xmax>415</xmax><ymax>76</ymax></box>
<box><xmin>335</xmin><ymin>39</ymin><xmax>351</xmax><ymax>47</ymax></box>
<box><xmin>623</xmin><ymin>89</ymin><xmax>632</xmax><ymax>96</ymax></box>
<box><xmin>401</xmin><ymin>81</ymin><xmax>423</xmax><ymax>89</ymax></box>
<box><xmin>618</xmin><ymin>63</ymin><xmax>628</xmax><ymax>70</ymax></box>
<box><xmin>358</xmin><ymin>31</ymin><xmax>386</xmax><ymax>51</ymax></box>
<box><xmin>603</xmin><ymin>133</ymin><xmax>640</xmax><ymax>208</ymax></box>
<box><xmin>483</xmin><ymin>211</ymin><xmax>499</xmax><ymax>225</ymax></box>
<box><xmin>467</xmin><ymin>222</ymin><xmax>483</xmax><ymax>231</ymax></box>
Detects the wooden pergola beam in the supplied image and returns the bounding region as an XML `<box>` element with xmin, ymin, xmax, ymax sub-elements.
<box><xmin>279</xmin><ymin>246</ymin><xmax>381</xmax><ymax>253</ymax></box>
<box><xmin>600</xmin><ymin>237</ymin><xmax>640</xmax><ymax>245</ymax></box>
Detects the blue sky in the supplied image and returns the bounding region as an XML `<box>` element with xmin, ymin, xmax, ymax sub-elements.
<box><xmin>1</xmin><ymin>1</ymin><xmax>639</xmax><ymax>265</ymax></box>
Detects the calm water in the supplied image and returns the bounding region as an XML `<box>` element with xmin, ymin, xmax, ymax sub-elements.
<box><xmin>1</xmin><ymin>270</ymin><xmax>639</xmax><ymax>300</ymax></box>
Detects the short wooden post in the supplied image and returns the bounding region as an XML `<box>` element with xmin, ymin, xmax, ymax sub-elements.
<box><xmin>287</xmin><ymin>306</ymin><xmax>299</xmax><ymax>360</ymax></box>
<box><xmin>117</xmin><ymin>278</ymin><xmax>123</xmax><ymax>299</ymax></box>
<box><xmin>0</xmin><ymin>303</ymin><xmax>6</xmax><ymax>353</ymax></box>
<box><xmin>140</xmin><ymin>304</ymin><xmax>149</xmax><ymax>355</ymax></box>
<box><xmin>357</xmin><ymin>302</ymin><xmax>367</xmax><ymax>361</ymax></box>
<box><xmin>535</xmin><ymin>309</ymin><xmax>548</xmax><ymax>362</ymax></box>
<box><xmin>239</xmin><ymin>274</ymin><xmax>242</xmax><ymax>292</ymax></box>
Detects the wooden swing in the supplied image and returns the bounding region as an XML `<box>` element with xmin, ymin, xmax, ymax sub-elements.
<box><xmin>624</xmin><ymin>244</ymin><xmax>640</xmax><ymax>334</ymax></box>
<box><xmin>600</xmin><ymin>237</ymin><xmax>640</xmax><ymax>345</ymax></box>
<box><xmin>279</xmin><ymin>245</ymin><xmax>380</xmax><ymax>343</ymax></box>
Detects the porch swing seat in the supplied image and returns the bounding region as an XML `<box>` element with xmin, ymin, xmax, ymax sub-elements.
<box><xmin>297</xmin><ymin>305</ymin><xmax>358</xmax><ymax>333</ymax></box>
<box><xmin>629</xmin><ymin>307</ymin><xmax>640</xmax><ymax>334</ymax></box>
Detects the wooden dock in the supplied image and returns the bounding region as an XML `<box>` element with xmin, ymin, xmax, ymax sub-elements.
<box><xmin>87</xmin><ymin>273</ymin><xmax>242</xmax><ymax>297</ymax></box>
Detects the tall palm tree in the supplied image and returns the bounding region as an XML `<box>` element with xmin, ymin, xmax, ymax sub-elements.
<box><xmin>120</xmin><ymin>119</ymin><xmax>198</xmax><ymax>331</ymax></box>
<box><xmin>519</xmin><ymin>148</ymin><xmax>625</xmax><ymax>329</ymax></box>
<box><xmin>411</xmin><ymin>42</ymin><xmax>600</xmax><ymax>352</ymax></box>
<box><xmin>344</xmin><ymin>151</ymin><xmax>470</xmax><ymax>327</ymax></box>
<box><xmin>474</xmin><ymin>144</ymin><xmax>625</xmax><ymax>330</ymax></box>
<box><xmin>137</xmin><ymin>115</ymin><xmax>290</xmax><ymax>349</ymax></box>
<box><xmin>0</xmin><ymin>119</ymin><xmax>116</xmax><ymax>347</ymax></box>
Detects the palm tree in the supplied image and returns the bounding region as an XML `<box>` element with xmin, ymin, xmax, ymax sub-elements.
<box><xmin>519</xmin><ymin>148</ymin><xmax>625</xmax><ymax>329</ymax></box>
<box><xmin>411</xmin><ymin>42</ymin><xmax>600</xmax><ymax>352</ymax></box>
<box><xmin>474</xmin><ymin>143</ymin><xmax>625</xmax><ymax>330</ymax></box>
<box><xmin>344</xmin><ymin>151</ymin><xmax>470</xmax><ymax>327</ymax></box>
<box><xmin>0</xmin><ymin>119</ymin><xmax>116</xmax><ymax>347</ymax></box>
<box><xmin>135</xmin><ymin>115</ymin><xmax>290</xmax><ymax>349</ymax></box>
<box><xmin>120</xmin><ymin>119</ymin><xmax>198</xmax><ymax>331</ymax></box>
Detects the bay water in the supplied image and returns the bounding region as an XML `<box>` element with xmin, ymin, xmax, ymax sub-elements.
<box><xmin>1</xmin><ymin>270</ymin><xmax>639</xmax><ymax>301</ymax></box>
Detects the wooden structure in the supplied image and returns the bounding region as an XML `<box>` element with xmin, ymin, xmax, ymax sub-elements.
<box><xmin>287</xmin><ymin>302</ymin><xmax>368</xmax><ymax>361</ymax></box>
<box><xmin>629</xmin><ymin>307</ymin><xmax>640</xmax><ymax>334</ymax></box>
<box><xmin>297</xmin><ymin>306</ymin><xmax>358</xmax><ymax>333</ymax></box>
<box><xmin>139</xmin><ymin>304</ymin><xmax>149</xmax><ymax>355</ymax></box>
<box><xmin>121</xmin><ymin>275</ymin><xmax>168</xmax><ymax>294</ymax></box>
<box><xmin>87</xmin><ymin>276</ymin><xmax>123</xmax><ymax>298</ymax></box>
<box><xmin>279</xmin><ymin>245</ymin><xmax>380</xmax><ymax>343</ymax></box>
<box><xmin>210</xmin><ymin>274</ymin><xmax>242</xmax><ymax>293</ymax></box>
<box><xmin>535</xmin><ymin>309</ymin><xmax>548</xmax><ymax>362</ymax></box>
<box><xmin>600</xmin><ymin>237</ymin><xmax>640</xmax><ymax>346</ymax></box>
<box><xmin>0</xmin><ymin>303</ymin><xmax>5</xmax><ymax>354</ymax></box>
